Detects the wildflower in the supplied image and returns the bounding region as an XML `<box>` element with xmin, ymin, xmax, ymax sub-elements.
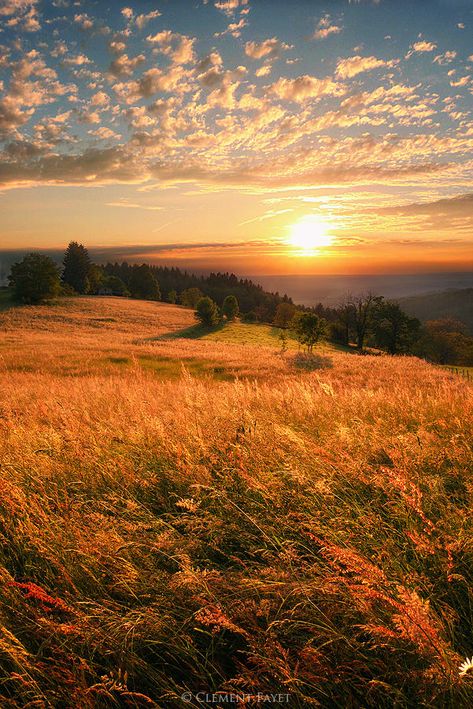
<box><xmin>459</xmin><ymin>657</ymin><xmax>473</xmax><ymax>677</ymax></box>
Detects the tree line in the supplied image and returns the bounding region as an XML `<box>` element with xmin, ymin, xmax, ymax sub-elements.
<box><xmin>273</xmin><ymin>296</ymin><xmax>473</xmax><ymax>365</ymax></box>
<box><xmin>7</xmin><ymin>242</ymin><xmax>292</xmax><ymax>322</ymax></box>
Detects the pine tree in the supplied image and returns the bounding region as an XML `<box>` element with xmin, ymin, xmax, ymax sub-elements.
<box><xmin>62</xmin><ymin>242</ymin><xmax>92</xmax><ymax>294</ymax></box>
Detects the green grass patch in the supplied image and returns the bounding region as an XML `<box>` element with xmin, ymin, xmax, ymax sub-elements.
<box><xmin>201</xmin><ymin>322</ymin><xmax>298</xmax><ymax>347</ymax></box>
<box><xmin>158</xmin><ymin>320</ymin><xmax>299</xmax><ymax>348</ymax></box>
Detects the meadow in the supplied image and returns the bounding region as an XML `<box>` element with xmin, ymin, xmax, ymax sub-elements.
<box><xmin>1</xmin><ymin>297</ymin><xmax>473</xmax><ymax>707</ymax></box>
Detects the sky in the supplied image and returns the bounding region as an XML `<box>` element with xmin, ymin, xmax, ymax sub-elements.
<box><xmin>0</xmin><ymin>0</ymin><xmax>472</xmax><ymax>275</ymax></box>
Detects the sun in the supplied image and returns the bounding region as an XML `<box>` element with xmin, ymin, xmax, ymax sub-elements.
<box><xmin>289</xmin><ymin>215</ymin><xmax>333</xmax><ymax>254</ymax></box>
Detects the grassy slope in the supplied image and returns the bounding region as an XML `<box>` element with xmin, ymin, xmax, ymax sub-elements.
<box><xmin>1</xmin><ymin>297</ymin><xmax>473</xmax><ymax>707</ymax></box>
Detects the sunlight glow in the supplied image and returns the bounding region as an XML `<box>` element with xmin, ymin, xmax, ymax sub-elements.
<box><xmin>288</xmin><ymin>216</ymin><xmax>334</xmax><ymax>255</ymax></box>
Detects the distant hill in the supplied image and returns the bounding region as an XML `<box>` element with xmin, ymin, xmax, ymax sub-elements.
<box><xmin>251</xmin><ymin>272</ymin><xmax>473</xmax><ymax>307</ymax></box>
<box><xmin>399</xmin><ymin>288</ymin><xmax>473</xmax><ymax>334</ymax></box>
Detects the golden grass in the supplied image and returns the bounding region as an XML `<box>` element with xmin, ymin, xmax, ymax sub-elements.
<box><xmin>1</xmin><ymin>297</ymin><xmax>473</xmax><ymax>706</ymax></box>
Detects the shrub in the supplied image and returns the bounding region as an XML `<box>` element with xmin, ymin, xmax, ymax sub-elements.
<box><xmin>195</xmin><ymin>296</ymin><xmax>219</xmax><ymax>327</ymax></box>
<box><xmin>222</xmin><ymin>295</ymin><xmax>239</xmax><ymax>321</ymax></box>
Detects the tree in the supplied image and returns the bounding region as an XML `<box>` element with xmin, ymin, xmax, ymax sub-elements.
<box><xmin>415</xmin><ymin>319</ymin><xmax>473</xmax><ymax>365</ymax></box>
<box><xmin>62</xmin><ymin>241</ymin><xmax>92</xmax><ymax>294</ymax></box>
<box><xmin>104</xmin><ymin>275</ymin><xmax>129</xmax><ymax>296</ymax></box>
<box><xmin>273</xmin><ymin>302</ymin><xmax>297</xmax><ymax>329</ymax></box>
<box><xmin>129</xmin><ymin>264</ymin><xmax>160</xmax><ymax>300</ymax></box>
<box><xmin>87</xmin><ymin>264</ymin><xmax>105</xmax><ymax>294</ymax></box>
<box><xmin>180</xmin><ymin>287</ymin><xmax>203</xmax><ymax>308</ymax></box>
<box><xmin>345</xmin><ymin>292</ymin><xmax>383</xmax><ymax>351</ymax></box>
<box><xmin>195</xmin><ymin>296</ymin><xmax>219</xmax><ymax>327</ymax></box>
<box><xmin>167</xmin><ymin>290</ymin><xmax>177</xmax><ymax>304</ymax></box>
<box><xmin>222</xmin><ymin>295</ymin><xmax>239</xmax><ymax>321</ymax></box>
<box><xmin>9</xmin><ymin>253</ymin><xmax>61</xmax><ymax>304</ymax></box>
<box><xmin>292</xmin><ymin>312</ymin><xmax>327</xmax><ymax>353</ymax></box>
<box><xmin>334</xmin><ymin>302</ymin><xmax>355</xmax><ymax>346</ymax></box>
<box><xmin>372</xmin><ymin>301</ymin><xmax>421</xmax><ymax>354</ymax></box>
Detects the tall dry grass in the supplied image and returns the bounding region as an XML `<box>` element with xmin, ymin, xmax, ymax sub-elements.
<box><xmin>1</xmin><ymin>297</ymin><xmax>473</xmax><ymax>706</ymax></box>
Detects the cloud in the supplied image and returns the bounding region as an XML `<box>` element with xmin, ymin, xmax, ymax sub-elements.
<box><xmin>106</xmin><ymin>200</ymin><xmax>163</xmax><ymax>211</ymax></box>
<box><xmin>109</xmin><ymin>39</ymin><xmax>126</xmax><ymax>55</ymax></box>
<box><xmin>63</xmin><ymin>54</ymin><xmax>92</xmax><ymax>67</ymax></box>
<box><xmin>89</xmin><ymin>126</ymin><xmax>120</xmax><ymax>140</ymax></box>
<box><xmin>449</xmin><ymin>75</ymin><xmax>470</xmax><ymax>88</ymax></box>
<box><xmin>374</xmin><ymin>192</ymin><xmax>473</xmax><ymax>233</ymax></box>
<box><xmin>135</xmin><ymin>10</ymin><xmax>161</xmax><ymax>30</ymax></box>
<box><xmin>121</xmin><ymin>7</ymin><xmax>133</xmax><ymax>21</ymax></box>
<box><xmin>0</xmin><ymin>146</ymin><xmax>145</xmax><ymax>189</ymax></box>
<box><xmin>0</xmin><ymin>95</ymin><xmax>34</xmax><ymax>135</ymax></box>
<box><xmin>109</xmin><ymin>52</ymin><xmax>145</xmax><ymax>77</ymax></box>
<box><xmin>244</xmin><ymin>37</ymin><xmax>291</xmax><ymax>60</ymax></box>
<box><xmin>379</xmin><ymin>192</ymin><xmax>473</xmax><ymax>216</ymax></box>
<box><xmin>270</xmin><ymin>74</ymin><xmax>346</xmax><ymax>102</ymax></box>
<box><xmin>146</xmin><ymin>30</ymin><xmax>196</xmax><ymax>65</ymax></box>
<box><xmin>0</xmin><ymin>0</ymin><xmax>37</xmax><ymax>14</ymax></box>
<box><xmin>313</xmin><ymin>15</ymin><xmax>342</xmax><ymax>40</ymax></box>
<box><xmin>1</xmin><ymin>0</ymin><xmax>40</xmax><ymax>31</ymax></box>
<box><xmin>255</xmin><ymin>65</ymin><xmax>271</xmax><ymax>77</ymax></box>
<box><xmin>214</xmin><ymin>0</ymin><xmax>249</xmax><ymax>17</ymax></box>
<box><xmin>214</xmin><ymin>17</ymin><xmax>247</xmax><ymax>38</ymax></box>
<box><xmin>406</xmin><ymin>40</ymin><xmax>437</xmax><ymax>58</ymax></box>
<box><xmin>90</xmin><ymin>91</ymin><xmax>110</xmax><ymax>106</ymax></box>
<box><xmin>74</xmin><ymin>13</ymin><xmax>93</xmax><ymax>31</ymax></box>
<box><xmin>434</xmin><ymin>51</ymin><xmax>457</xmax><ymax>65</ymax></box>
<box><xmin>335</xmin><ymin>55</ymin><xmax>398</xmax><ymax>79</ymax></box>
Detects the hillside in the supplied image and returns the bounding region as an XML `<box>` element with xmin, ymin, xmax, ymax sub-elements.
<box><xmin>399</xmin><ymin>288</ymin><xmax>473</xmax><ymax>334</ymax></box>
<box><xmin>1</xmin><ymin>297</ymin><xmax>473</xmax><ymax>707</ymax></box>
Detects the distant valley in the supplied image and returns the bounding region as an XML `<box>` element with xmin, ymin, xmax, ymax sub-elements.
<box><xmin>252</xmin><ymin>272</ymin><xmax>473</xmax><ymax>308</ymax></box>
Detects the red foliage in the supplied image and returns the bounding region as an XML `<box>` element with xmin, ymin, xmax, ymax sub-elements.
<box><xmin>9</xmin><ymin>581</ymin><xmax>72</xmax><ymax>614</ymax></box>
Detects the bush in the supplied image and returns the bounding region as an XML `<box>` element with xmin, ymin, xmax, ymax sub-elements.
<box><xmin>9</xmin><ymin>253</ymin><xmax>61</xmax><ymax>304</ymax></box>
<box><xmin>195</xmin><ymin>296</ymin><xmax>219</xmax><ymax>327</ymax></box>
<box><xmin>222</xmin><ymin>295</ymin><xmax>239</xmax><ymax>321</ymax></box>
<box><xmin>242</xmin><ymin>311</ymin><xmax>257</xmax><ymax>323</ymax></box>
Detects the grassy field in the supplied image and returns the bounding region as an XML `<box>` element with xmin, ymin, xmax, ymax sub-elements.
<box><xmin>1</xmin><ymin>297</ymin><xmax>473</xmax><ymax>707</ymax></box>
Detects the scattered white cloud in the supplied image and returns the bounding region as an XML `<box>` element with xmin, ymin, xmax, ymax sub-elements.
<box><xmin>313</xmin><ymin>15</ymin><xmax>342</xmax><ymax>40</ymax></box>
<box><xmin>214</xmin><ymin>0</ymin><xmax>249</xmax><ymax>17</ymax></box>
<box><xmin>336</xmin><ymin>55</ymin><xmax>399</xmax><ymax>79</ymax></box>
<box><xmin>244</xmin><ymin>37</ymin><xmax>291</xmax><ymax>60</ymax></box>
<box><xmin>434</xmin><ymin>51</ymin><xmax>457</xmax><ymax>65</ymax></box>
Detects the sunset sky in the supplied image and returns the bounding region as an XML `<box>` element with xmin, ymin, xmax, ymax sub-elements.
<box><xmin>0</xmin><ymin>0</ymin><xmax>473</xmax><ymax>274</ymax></box>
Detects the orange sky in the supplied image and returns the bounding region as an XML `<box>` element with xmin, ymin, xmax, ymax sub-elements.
<box><xmin>1</xmin><ymin>0</ymin><xmax>473</xmax><ymax>274</ymax></box>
